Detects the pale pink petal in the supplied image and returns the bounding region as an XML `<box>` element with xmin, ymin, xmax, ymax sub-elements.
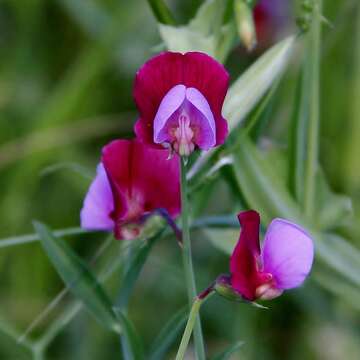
<box><xmin>80</xmin><ymin>164</ymin><xmax>114</xmax><ymax>230</ymax></box>
<box><xmin>262</xmin><ymin>219</ymin><xmax>314</xmax><ymax>289</ymax></box>
<box><xmin>186</xmin><ymin>87</ymin><xmax>216</xmax><ymax>149</ymax></box>
<box><xmin>153</xmin><ymin>84</ymin><xmax>186</xmax><ymax>144</ymax></box>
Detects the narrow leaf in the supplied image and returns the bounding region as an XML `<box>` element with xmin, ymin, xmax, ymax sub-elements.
<box><xmin>116</xmin><ymin>234</ymin><xmax>159</xmax><ymax>309</ymax></box>
<box><xmin>314</xmin><ymin>170</ymin><xmax>353</xmax><ymax>230</ymax></box>
<box><xmin>189</xmin><ymin>36</ymin><xmax>296</xmax><ymax>179</ymax></box>
<box><xmin>158</xmin><ymin>0</ymin><xmax>233</xmax><ymax>61</ymax></box>
<box><xmin>116</xmin><ymin>311</ymin><xmax>145</xmax><ymax>360</ymax></box>
<box><xmin>33</xmin><ymin>221</ymin><xmax>120</xmax><ymax>333</ymax></box>
<box><xmin>211</xmin><ymin>341</ymin><xmax>244</xmax><ymax>360</ymax></box>
<box><xmin>148</xmin><ymin>307</ymin><xmax>188</xmax><ymax>360</ymax></box>
<box><xmin>40</xmin><ymin>161</ymin><xmax>94</xmax><ymax>180</ymax></box>
<box><xmin>224</xmin><ymin>36</ymin><xmax>296</xmax><ymax>131</ymax></box>
<box><xmin>288</xmin><ymin>62</ymin><xmax>310</xmax><ymax>203</ymax></box>
<box><xmin>0</xmin><ymin>227</ymin><xmax>86</xmax><ymax>249</ymax></box>
<box><xmin>203</xmin><ymin>228</ymin><xmax>238</xmax><ymax>255</ymax></box>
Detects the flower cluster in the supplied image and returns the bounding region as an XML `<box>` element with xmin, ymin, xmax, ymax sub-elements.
<box><xmin>81</xmin><ymin>51</ymin><xmax>229</xmax><ymax>239</ymax></box>
<box><xmin>81</xmin><ymin>49</ymin><xmax>314</xmax><ymax>303</ymax></box>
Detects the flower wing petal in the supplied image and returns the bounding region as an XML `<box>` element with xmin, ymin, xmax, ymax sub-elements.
<box><xmin>262</xmin><ymin>219</ymin><xmax>314</xmax><ymax>289</ymax></box>
<box><xmin>186</xmin><ymin>87</ymin><xmax>216</xmax><ymax>149</ymax></box>
<box><xmin>183</xmin><ymin>52</ymin><xmax>229</xmax><ymax>145</ymax></box>
<box><xmin>80</xmin><ymin>164</ymin><xmax>114</xmax><ymax>230</ymax></box>
<box><xmin>153</xmin><ymin>84</ymin><xmax>186</xmax><ymax>144</ymax></box>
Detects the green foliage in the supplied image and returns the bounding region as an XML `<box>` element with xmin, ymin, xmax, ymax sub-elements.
<box><xmin>211</xmin><ymin>341</ymin><xmax>244</xmax><ymax>360</ymax></box>
<box><xmin>33</xmin><ymin>221</ymin><xmax>120</xmax><ymax>333</ymax></box>
<box><xmin>158</xmin><ymin>0</ymin><xmax>237</xmax><ymax>62</ymax></box>
<box><xmin>148</xmin><ymin>306</ymin><xmax>188</xmax><ymax>360</ymax></box>
<box><xmin>0</xmin><ymin>0</ymin><xmax>360</xmax><ymax>359</ymax></box>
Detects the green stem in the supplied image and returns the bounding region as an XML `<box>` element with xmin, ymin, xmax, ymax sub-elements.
<box><xmin>180</xmin><ymin>159</ymin><xmax>206</xmax><ymax>360</ymax></box>
<box><xmin>304</xmin><ymin>0</ymin><xmax>322</xmax><ymax>218</ymax></box>
<box><xmin>176</xmin><ymin>292</ymin><xmax>213</xmax><ymax>360</ymax></box>
<box><xmin>147</xmin><ymin>0</ymin><xmax>176</xmax><ymax>25</ymax></box>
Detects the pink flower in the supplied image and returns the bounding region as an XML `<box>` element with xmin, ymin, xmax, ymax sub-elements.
<box><xmin>80</xmin><ymin>139</ymin><xmax>181</xmax><ymax>240</ymax></box>
<box><xmin>217</xmin><ymin>210</ymin><xmax>314</xmax><ymax>302</ymax></box>
<box><xmin>133</xmin><ymin>52</ymin><xmax>229</xmax><ymax>156</ymax></box>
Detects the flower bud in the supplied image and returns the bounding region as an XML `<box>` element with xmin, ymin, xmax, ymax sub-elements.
<box><xmin>234</xmin><ymin>0</ymin><xmax>257</xmax><ymax>51</ymax></box>
<box><xmin>214</xmin><ymin>274</ymin><xmax>244</xmax><ymax>302</ymax></box>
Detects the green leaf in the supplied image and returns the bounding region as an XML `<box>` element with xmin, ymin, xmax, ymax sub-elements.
<box><xmin>158</xmin><ymin>0</ymin><xmax>235</xmax><ymax>62</ymax></box>
<box><xmin>314</xmin><ymin>170</ymin><xmax>353</xmax><ymax>230</ymax></box>
<box><xmin>224</xmin><ymin>36</ymin><xmax>296</xmax><ymax>131</ymax></box>
<box><xmin>211</xmin><ymin>341</ymin><xmax>244</xmax><ymax>360</ymax></box>
<box><xmin>203</xmin><ymin>228</ymin><xmax>237</xmax><ymax>255</ymax></box>
<box><xmin>0</xmin><ymin>227</ymin><xmax>86</xmax><ymax>249</ymax></box>
<box><xmin>313</xmin><ymin>268</ymin><xmax>360</xmax><ymax>312</ymax></box>
<box><xmin>148</xmin><ymin>306</ymin><xmax>188</xmax><ymax>360</ymax></box>
<box><xmin>288</xmin><ymin>62</ymin><xmax>310</xmax><ymax>203</ymax></box>
<box><xmin>33</xmin><ymin>221</ymin><xmax>120</xmax><ymax>333</ymax></box>
<box><xmin>231</xmin><ymin>134</ymin><xmax>303</xmax><ymax>224</ymax></box>
<box><xmin>116</xmin><ymin>311</ymin><xmax>145</xmax><ymax>360</ymax></box>
<box><xmin>40</xmin><ymin>161</ymin><xmax>94</xmax><ymax>180</ymax></box>
<box><xmin>147</xmin><ymin>0</ymin><xmax>176</xmax><ymax>25</ymax></box>
<box><xmin>116</xmin><ymin>236</ymin><xmax>158</xmax><ymax>309</ymax></box>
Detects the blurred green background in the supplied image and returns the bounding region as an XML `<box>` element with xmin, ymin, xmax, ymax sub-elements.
<box><xmin>0</xmin><ymin>0</ymin><xmax>359</xmax><ymax>359</ymax></box>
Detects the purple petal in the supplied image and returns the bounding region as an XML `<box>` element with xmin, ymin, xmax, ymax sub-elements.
<box><xmin>262</xmin><ymin>219</ymin><xmax>314</xmax><ymax>290</ymax></box>
<box><xmin>186</xmin><ymin>87</ymin><xmax>216</xmax><ymax>149</ymax></box>
<box><xmin>154</xmin><ymin>84</ymin><xmax>186</xmax><ymax>144</ymax></box>
<box><xmin>80</xmin><ymin>164</ymin><xmax>114</xmax><ymax>230</ymax></box>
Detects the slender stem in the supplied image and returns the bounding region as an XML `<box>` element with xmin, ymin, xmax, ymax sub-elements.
<box><xmin>147</xmin><ymin>0</ymin><xmax>176</xmax><ymax>25</ymax></box>
<box><xmin>180</xmin><ymin>159</ymin><xmax>205</xmax><ymax>360</ymax></box>
<box><xmin>175</xmin><ymin>298</ymin><xmax>203</xmax><ymax>360</ymax></box>
<box><xmin>304</xmin><ymin>0</ymin><xmax>322</xmax><ymax>218</ymax></box>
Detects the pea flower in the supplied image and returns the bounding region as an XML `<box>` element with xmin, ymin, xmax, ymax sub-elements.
<box><xmin>133</xmin><ymin>52</ymin><xmax>229</xmax><ymax>157</ymax></box>
<box><xmin>215</xmin><ymin>210</ymin><xmax>314</xmax><ymax>302</ymax></box>
<box><xmin>80</xmin><ymin>139</ymin><xmax>180</xmax><ymax>240</ymax></box>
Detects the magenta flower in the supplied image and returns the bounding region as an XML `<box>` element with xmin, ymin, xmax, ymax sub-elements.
<box><xmin>216</xmin><ymin>210</ymin><xmax>314</xmax><ymax>302</ymax></box>
<box><xmin>133</xmin><ymin>52</ymin><xmax>229</xmax><ymax>156</ymax></box>
<box><xmin>80</xmin><ymin>139</ymin><xmax>181</xmax><ymax>240</ymax></box>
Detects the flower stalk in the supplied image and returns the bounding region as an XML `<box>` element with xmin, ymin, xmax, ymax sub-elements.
<box><xmin>180</xmin><ymin>158</ymin><xmax>205</xmax><ymax>360</ymax></box>
<box><xmin>304</xmin><ymin>0</ymin><xmax>322</xmax><ymax>218</ymax></box>
<box><xmin>175</xmin><ymin>289</ymin><xmax>214</xmax><ymax>360</ymax></box>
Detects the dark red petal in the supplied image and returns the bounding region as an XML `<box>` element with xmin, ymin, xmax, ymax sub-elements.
<box><xmin>102</xmin><ymin>139</ymin><xmax>181</xmax><ymax>230</ymax></box>
<box><xmin>131</xmin><ymin>141</ymin><xmax>181</xmax><ymax>218</ymax></box>
<box><xmin>134</xmin><ymin>52</ymin><xmax>229</xmax><ymax>146</ymax></box>
<box><xmin>134</xmin><ymin>118</ymin><xmax>162</xmax><ymax>149</ymax></box>
<box><xmin>102</xmin><ymin>140</ymin><xmax>133</xmax><ymax>225</ymax></box>
<box><xmin>134</xmin><ymin>52</ymin><xmax>184</xmax><ymax>145</ymax></box>
<box><xmin>230</xmin><ymin>210</ymin><xmax>261</xmax><ymax>300</ymax></box>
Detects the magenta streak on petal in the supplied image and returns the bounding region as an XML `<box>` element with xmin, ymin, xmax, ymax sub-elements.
<box><xmin>153</xmin><ymin>84</ymin><xmax>186</xmax><ymax>144</ymax></box>
<box><xmin>261</xmin><ymin>219</ymin><xmax>314</xmax><ymax>290</ymax></box>
<box><xmin>80</xmin><ymin>163</ymin><xmax>114</xmax><ymax>231</ymax></box>
<box><xmin>185</xmin><ymin>87</ymin><xmax>216</xmax><ymax>149</ymax></box>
